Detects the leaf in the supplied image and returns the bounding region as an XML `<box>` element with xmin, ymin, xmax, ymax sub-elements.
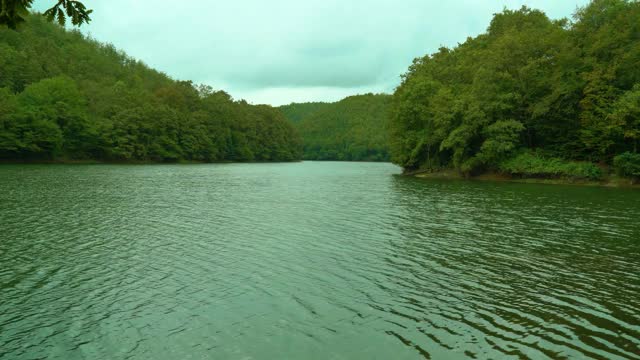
<box><xmin>43</xmin><ymin>7</ymin><xmax>57</xmax><ymax>23</ymax></box>
<box><xmin>56</xmin><ymin>8</ymin><xmax>65</xmax><ymax>26</ymax></box>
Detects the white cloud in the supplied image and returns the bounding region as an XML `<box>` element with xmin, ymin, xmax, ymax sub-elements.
<box><xmin>34</xmin><ymin>0</ymin><xmax>590</xmax><ymax>105</ymax></box>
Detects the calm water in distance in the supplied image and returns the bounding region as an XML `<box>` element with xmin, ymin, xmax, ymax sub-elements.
<box><xmin>1</xmin><ymin>162</ymin><xmax>639</xmax><ymax>359</ymax></box>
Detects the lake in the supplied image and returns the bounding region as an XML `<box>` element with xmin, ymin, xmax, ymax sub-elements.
<box><xmin>1</xmin><ymin>162</ymin><xmax>639</xmax><ymax>359</ymax></box>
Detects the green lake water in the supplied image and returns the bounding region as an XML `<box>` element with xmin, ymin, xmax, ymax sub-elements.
<box><xmin>1</xmin><ymin>162</ymin><xmax>639</xmax><ymax>359</ymax></box>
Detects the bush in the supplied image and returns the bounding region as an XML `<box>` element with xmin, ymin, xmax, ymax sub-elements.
<box><xmin>499</xmin><ymin>152</ymin><xmax>603</xmax><ymax>181</ymax></box>
<box><xmin>460</xmin><ymin>156</ymin><xmax>484</xmax><ymax>177</ymax></box>
<box><xmin>613</xmin><ymin>152</ymin><xmax>640</xmax><ymax>179</ymax></box>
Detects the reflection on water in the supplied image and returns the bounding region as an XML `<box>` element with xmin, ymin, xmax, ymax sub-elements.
<box><xmin>1</xmin><ymin>162</ymin><xmax>639</xmax><ymax>359</ymax></box>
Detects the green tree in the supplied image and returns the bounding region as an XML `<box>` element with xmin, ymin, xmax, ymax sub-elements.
<box><xmin>17</xmin><ymin>76</ymin><xmax>97</xmax><ymax>158</ymax></box>
<box><xmin>0</xmin><ymin>87</ymin><xmax>21</xmax><ymax>157</ymax></box>
<box><xmin>610</xmin><ymin>84</ymin><xmax>640</xmax><ymax>152</ymax></box>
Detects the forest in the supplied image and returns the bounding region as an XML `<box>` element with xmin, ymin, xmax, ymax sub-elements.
<box><xmin>1</xmin><ymin>0</ymin><xmax>639</xmax><ymax>181</ymax></box>
<box><xmin>389</xmin><ymin>0</ymin><xmax>640</xmax><ymax>180</ymax></box>
<box><xmin>280</xmin><ymin>94</ymin><xmax>391</xmax><ymax>161</ymax></box>
<box><xmin>0</xmin><ymin>15</ymin><xmax>302</xmax><ymax>163</ymax></box>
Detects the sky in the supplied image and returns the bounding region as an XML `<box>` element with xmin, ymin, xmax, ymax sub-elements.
<box><xmin>34</xmin><ymin>0</ymin><xmax>590</xmax><ymax>106</ymax></box>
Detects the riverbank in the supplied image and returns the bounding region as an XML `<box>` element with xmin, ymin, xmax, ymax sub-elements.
<box><xmin>0</xmin><ymin>159</ymin><xmax>303</xmax><ymax>165</ymax></box>
<box><xmin>407</xmin><ymin>169</ymin><xmax>639</xmax><ymax>188</ymax></box>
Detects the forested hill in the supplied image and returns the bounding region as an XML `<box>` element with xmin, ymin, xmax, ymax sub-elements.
<box><xmin>279</xmin><ymin>102</ymin><xmax>333</xmax><ymax>123</ymax></box>
<box><xmin>279</xmin><ymin>94</ymin><xmax>391</xmax><ymax>161</ymax></box>
<box><xmin>0</xmin><ymin>15</ymin><xmax>302</xmax><ymax>163</ymax></box>
<box><xmin>390</xmin><ymin>0</ymin><xmax>640</xmax><ymax>181</ymax></box>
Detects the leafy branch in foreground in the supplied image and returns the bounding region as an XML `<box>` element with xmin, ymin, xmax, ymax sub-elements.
<box><xmin>0</xmin><ymin>0</ymin><xmax>91</xmax><ymax>29</ymax></box>
<box><xmin>43</xmin><ymin>0</ymin><xmax>91</xmax><ymax>26</ymax></box>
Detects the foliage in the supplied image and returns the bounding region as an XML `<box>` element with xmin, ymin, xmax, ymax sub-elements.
<box><xmin>280</xmin><ymin>94</ymin><xmax>391</xmax><ymax>161</ymax></box>
<box><xmin>279</xmin><ymin>102</ymin><xmax>332</xmax><ymax>123</ymax></box>
<box><xmin>613</xmin><ymin>152</ymin><xmax>640</xmax><ymax>179</ymax></box>
<box><xmin>43</xmin><ymin>0</ymin><xmax>92</xmax><ymax>27</ymax></box>
<box><xmin>0</xmin><ymin>15</ymin><xmax>302</xmax><ymax>162</ymax></box>
<box><xmin>0</xmin><ymin>0</ymin><xmax>91</xmax><ymax>29</ymax></box>
<box><xmin>609</xmin><ymin>84</ymin><xmax>640</xmax><ymax>153</ymax></box>
<box><xmin>389</xmin><ymin>0</ymin><xmax>640</xmax><ymax>178</ymax></box>
<box><xmin>499</xmin><ymin>152</ymin><xmax>603</xmax><ymax>181</ymax></box>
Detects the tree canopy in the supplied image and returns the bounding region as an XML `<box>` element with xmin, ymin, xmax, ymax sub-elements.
<box><xmin>389</xmin><ymin>0</ymin><xmax>640</xmax><ymax>178</ymax></box>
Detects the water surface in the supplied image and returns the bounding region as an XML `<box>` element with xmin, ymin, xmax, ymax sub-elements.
<box><xmin>1</xmin><ymin>162</ymin><xmax>639</xmax><ymax>359</ymax></box>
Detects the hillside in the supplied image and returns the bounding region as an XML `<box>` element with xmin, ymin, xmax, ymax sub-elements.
<box><xmin>280</xmin><ymin>94</ymin><xmax>391</xmax><ymax>161</ymax></box>
<box><xmin>0</xmin><ymin>15</ymin><xmax>302</xmax><ymax>163</ymax></box>
<box><xmin>278</xmin><ymin>102</ymin><xmax>333</xmax><ymax>123</ymax></box>
<box><xmin>389</xmin><ymin>0</ymin><xmax>640</xmax><ymax>181</ymax></box>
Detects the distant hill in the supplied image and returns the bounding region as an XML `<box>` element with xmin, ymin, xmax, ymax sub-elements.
<box><xmin>279</xmin><ymin>94</ymin><xmax>391</xmax><ymax>161</ymax></box>
<box><xmin>0</xmin><ymin>15</ymin><xmax>301</xmax><ymax>162</ymax></box>
<box><xmin>279</xmin><ymin>102</ymin><xmax>333</xmax><ymax>123</ymax></box>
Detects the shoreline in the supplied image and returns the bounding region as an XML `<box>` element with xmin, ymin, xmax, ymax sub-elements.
<box><xmin>0</xmin><ymin>159</ymin><xmax>304</xmax><ymax>165</ymax></box>
<box><xmin>407</xmin><ymin>169</ymin><xmax>639</xmax><ymax>188</ymax></box>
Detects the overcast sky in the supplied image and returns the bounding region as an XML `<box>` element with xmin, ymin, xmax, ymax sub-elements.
<box><xmin>34</xmin><ymin>0</ymin><xmax>590</xmax><ymax>106</ymax></box>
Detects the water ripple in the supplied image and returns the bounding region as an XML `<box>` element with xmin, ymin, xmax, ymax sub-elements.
<box><xmin>1</xmin><ymin>162</ymin><xmax>639</xmax><ymax>359</ymax></box>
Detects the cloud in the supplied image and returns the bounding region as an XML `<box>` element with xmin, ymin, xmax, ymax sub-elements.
<box><xmin>34</xmin><ymin>0</ymin><xmax>590</xmax><ymax>105</ymax></box>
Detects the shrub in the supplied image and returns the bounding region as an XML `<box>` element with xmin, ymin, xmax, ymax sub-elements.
<box><xmin>613</xmin><ymin>152</ymin><xmax>640</xmax><ymax>179</ymax></box>
<box><xmin>460</xmin><ymin>156</ymin><xmax>484</xmax><ymax>176</ymax></box>
<box><xmin>499</xmin><ymin>152</ymin><xmax>603</xmax><ymax>181</ymax></box>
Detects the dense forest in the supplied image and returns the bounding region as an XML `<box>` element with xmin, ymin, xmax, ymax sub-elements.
<box><xmin>390</xmin><ymin>0</ymin><xmax>640</xmax><ymax>180</ymax></box>
<box><xmin>279</xmin><ymin>102</ymin><xmax>333</xmax><ymax>124</ymax></box>
<box><xmin>0</xmin><ymin>15</ymin><xmax>302</xmax><ymax>162</ymax></box>
<box><xmin>2</xmin><ymin>0</ymin><xmax>639</xmax><ymax>179</ymax></box>
<box><xmin>280</xmin><ymin>94</ymin><xmax>391</xmax><ymax>161</ymax></box>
